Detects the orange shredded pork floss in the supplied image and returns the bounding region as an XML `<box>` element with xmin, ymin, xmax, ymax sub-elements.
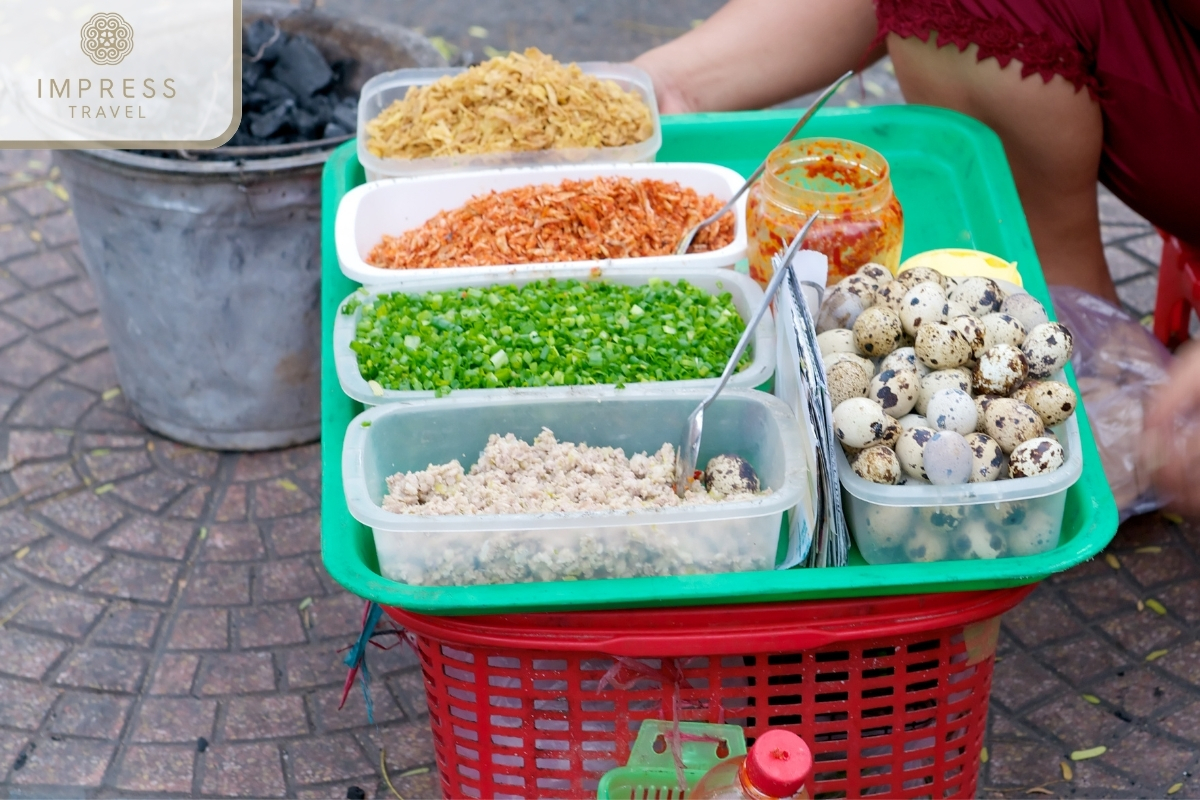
<box><xmin>367</xmin><ymin>176</ymin><xmax>736</xmax><ymax>269</ymax></box>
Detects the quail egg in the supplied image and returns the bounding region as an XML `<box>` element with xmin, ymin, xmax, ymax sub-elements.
<box><xmin>896</xmin><ymin>265</ymin><xmax>947</xmax><ymax>290</ymax></box>
<box><xmin>1022</xmin><ymin>323</ymin><xmax>1075</xmax><ymax>379</ymax></box>
<box><xmin>1000</xmin><ymin>293</ymin><xmax>1050</xmax><ymax>332</ymax></box>
<box><xmin>1005</xmin><ymin>510</ymin><xmax>1059</xmax><ymax>556</ymax></box>
<box><xmin>899</xmin><ymin>282</ymin><xmax>949</xmax><ymax>337</ymax></box>
<box><xmin>857</xmin><ymin>262</ymin><xmax>894</xmax><ymax>287</ymax></box>
<box><xmin>915</xmin><ymin>321</ymin><xmax>972</xmax><ymax>369</ymax></box>
<box><xmin>946</xmin><ymin>299</ymin><xmax>973</xmax><ymax>320</ymax></box>
<box><xmin>1010</xmin><ymin>380</ymin><xmax>1040</xmax><ymax>405</ymax></box>
<box><xmin>817</xmin><ymin>287</ymin><xmax>867</xmax><ymax>334</ymax></box>
<box><xmin>981</xmin><ymin>499</ymin><xmax>1028</xmax><ymax>528</ymax></box>
<box><xmin>869</xmin><ymin>367</ymin><xmax>920</xmax><ymax>418</ymax></box>
<box><xmin>898</xmin><ymin>413</ymin><xmax>929</xmax><ymax>431</ymax></box>
<box><xmin>864</xmin><ymin>504</ymin><xmax>913</xmax><ymax>537</ymax></box>
<box><xmin>981</xmin><ymin>312</ymin><xmax>1027</xmax><ymax>349</ymax></box>
<box><xmin>852</xmin><ymin>445</ymin><xmax>902</xmax><ymax>485</ymax></box>
<box><xmin>896</xmin><ymin>426</ymin><xmax>936</xmax><ymax>480</ymax></box>
<box><xmin>917</xmin><ymin>504</ymin><xmax>969</xmax><ymax>532</ymax></box>
<box><xmin>984</xmin><ymin>397</ymin><xmax>1045</xmax><ymax>453</ymax></box>
<box><xmin>824</xmin><ymin>351</ymin><xmax>876</xmax><ymax>376</ymax></box>
<box><xmin>974</xmin><ymin>343</ymin><xmax>1030</xmax><ymax>395</ymax></box>
<box><xmin>964</xmin><ymin>432</ymin><xmax>1005</xmax><ymax>483</ymax></box>
<box><xmin>817</xmin><ymin>328</ymin><xmax>859</xmax><ymax>357</ymax></box>
<box><xmin>836</xmin><ymin>274</ymin><xmax>878</xmax><ymax>306</ymax></box>
<box><xmin>827</xmin><ymin>360</ymin><xmax>871</xmax><ymax>409</ymax></box>
<box><xmin>952</xmin><ymin>520</ymin><xmax>1006</xmax><ymax>560</ymax></box>
<box><xmin>923</xmin><ymin>430</ymin><xmax>973</xmax><ymax>485</ymax></box>
<box><xmin>947</xmin><ymin>276</ymin><xmax>1003</xmax><ymax>315</ymax></box>
<box><xmin>973</xmin><ymin>395</ymin><xmax>998</xmax><ymax>432</ymax></box>
<box><xmin>905</xmin><ymin>530</ymin><xmax>950</xmax><ymax>562</ymax></box>
<box><xmin>704</xmin><ymin>454</ymin><xmax>761</xmax><ymax>495</ymax></box>
<box><xmin>948</xmin><ymin>315</ymin><xmax>989</xmax><ymax>361</ymax></box>
<box><xmin>879</xmin><ymin>346</ymin><xmax>931</xmax><ymax>378</ymax></box>
<box><xmin>1026</xmin><ymin>380</ymin><xmax>1077</xmax><ymax>427</ymax></box>
<box><xmin>833</xmin><ymin>397</ymin><xmax>891</xmax><ymax>449</ymax></box>
<box><xmin>874</xmin><ymin>281</ymin><xmax>908</xmax><ymax>314</ymax></box>
<box><xmin>853</xmin><ymin>306</ymin><xmax>905</xmax><ymax>357</ymax></box>
<box><xmin>927</xmin><ymin>388</ymin><xmax>979</xmax><ymax>435</ymax></box>
<box><xmin>1008</xmin><ymin>437</ymin><xmax>1066</xmax><ymax>477</ymax></box>
<box><xmin>916</xmin><ymin>368</ymin><xmax>972</xmax><ymax>415</ymax></box>
<box><xmin>878</xmin><ymin>418</ymin><xmax>903</xmax><ymax>449</ymax></box>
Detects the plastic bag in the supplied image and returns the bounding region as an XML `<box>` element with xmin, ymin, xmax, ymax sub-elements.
<box><xmin>1049</xmin><ymin>285</ymin><xmax>1172</xmax><ymax>520</ymax></box>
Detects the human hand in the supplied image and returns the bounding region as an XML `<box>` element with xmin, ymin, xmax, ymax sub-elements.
<box><xmin>630</xmin><ymin>53</ymin><xmax>697</xmax><ymax>114</ymax></box>
<box><xmin>1144</xmin><ymin>341</ymin><xmax>1200</xmax><ymax>514</ymax></box>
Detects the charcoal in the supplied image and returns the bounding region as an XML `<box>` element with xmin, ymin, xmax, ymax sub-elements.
<box><xmin>272</xmin><ymin>35</ymin><xmax>333</xmax><ymax>98</ymax></box>
<box><xmin>244</xmin><ymin>19</ymin><xmax>287</xmax><ymax>63</ymax></box>
<box><xmin>330</xmin><ymin>96</ymin><xmax>358</xmax><ymax>131</ymax></box>
<box><xmin>242</xmin><ymin>61</ymin><xmax>266</xmax><ymax>89</ymax></box>
<box><xmin>323</xmin><ymin>122</ymin><xmax>351</xmax><ymax>138</ymax></box>
<box><xmin>297</xmin><ymin>91</ymin><xmax>334</xmax><ymax>118</ymax></box>
<box><xmin>255</xmin><ymin>77</ymin><xmax>296</xmax><ymax>103</ymax></box>
<box><xmin>242</xmin><ymin>91</ymin><xmax>271</xmax><ymax>112</ymax></box>
<box><xmin>330</xmin><ymin>58</ymin><xmax>356</xmax><ymax>86</ymax></box>
<box><xmin>249</xmin><ymin>99</ymin><xmax>295</xmax><ymax>139</ymax></box>
<box><xmin>292</xmin><ymin>107</ymin><xmax>323</xmax><ymax>139</ymax></box>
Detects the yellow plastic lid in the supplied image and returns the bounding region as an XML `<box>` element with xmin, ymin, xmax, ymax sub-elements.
<box><xmin>898</xmin><ymin>248</ymin><xmax>1023</xmax><ymax>287</ymax></box>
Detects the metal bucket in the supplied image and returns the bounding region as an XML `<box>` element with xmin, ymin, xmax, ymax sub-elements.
<box><xmin>54</xmin><ymin>4</ymin><xmax>442</xmax><ymax>450</ymax></box>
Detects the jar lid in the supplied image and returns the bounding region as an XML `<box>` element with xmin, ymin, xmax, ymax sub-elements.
<box><xmin>746</xmin><ymin>730</ymin><xmax>812</xmax><ymax>797</ymax></box>
<box><xmin>899</xmin><ymin>248</ymin><xmax>1023</xmax><ymax>288</ymax></box>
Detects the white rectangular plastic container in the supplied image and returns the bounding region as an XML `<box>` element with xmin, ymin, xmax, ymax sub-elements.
<box><xmin>334</xmin><ymin>265</ymin><xmax>775</xmax><ymax>405</ymax></box>
<box><xmin>335</xmin><ymin>162</ymin><xmax>749</xmax><ymax>286</ymax></box>
<box><xmin>841</xmin><ymin>416</ymin><xmax>1083</xmax><ymax>565</ymax></box>
<box><xmin>356</xmin><ymin>63</ymin><xmax>661</xmax><ymax>182</ymax></box>
<box><xmin>342</xmin><ymin>390</ymin><xmax>811</xmax><ymax>587</ymax></box>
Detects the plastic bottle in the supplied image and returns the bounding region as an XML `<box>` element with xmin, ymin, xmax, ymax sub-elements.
<box><xmin>689</xmin><ymin>729</ymin><xmax>813</xmax><ymax>799</ymax></box>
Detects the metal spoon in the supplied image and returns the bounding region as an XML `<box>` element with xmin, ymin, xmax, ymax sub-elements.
<box><xmin>673</xmin><ymin>69</ymin><xmax>855</xmax><ymax>256</ymax></box>
<box><xmin>674</xmin><ymin>214</ymin><xmax>819</xmax><ymax>497</ymax></box>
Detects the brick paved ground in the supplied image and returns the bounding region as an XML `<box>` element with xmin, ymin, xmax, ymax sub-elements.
<box><xmin>0</xmin><ymin>3</ymin><xmax>1189</xmax><ymax>798</ymax></box>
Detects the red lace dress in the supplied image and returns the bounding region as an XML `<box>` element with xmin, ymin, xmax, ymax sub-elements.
<box><xmin>875</xmin><ymin>0</ymin><xmax>1200</xmax><ymax>247</ymax></box>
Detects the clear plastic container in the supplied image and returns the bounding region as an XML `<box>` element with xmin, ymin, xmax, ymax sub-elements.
<box><xmin>334</xmin><ymin>265</ymin><xmax>776</xmax><ymax>405</ymax></box>
<box><xmin>342</xmin><ymin>390</ymin><xmax>811</xmax><ymax>587</ymax></box>
<box><xmin>840</xmin><ymin>415</ymin><xmax>1083</xmax><ymax>565</ymax></box>
<box><xmin>356</xmin><ymin>63</ymin><xmax>661</xmax><ymax>182</ymax></box>
<box><xmin>335</xmin><ymin>161</ymin><xmax>749</xmax><ymax>287</ymax></box>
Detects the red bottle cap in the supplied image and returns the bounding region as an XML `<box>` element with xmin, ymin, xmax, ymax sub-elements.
<box><xmin>745</xmin><ymin>730</ymin><xmax>812</xmax><ymax>798</ymax></box>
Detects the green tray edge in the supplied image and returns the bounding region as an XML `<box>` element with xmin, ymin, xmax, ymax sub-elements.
<box><xmin>320</xmin><ymin>106</ymin><xmax>1120</xmax><ymax>616</ymax></box>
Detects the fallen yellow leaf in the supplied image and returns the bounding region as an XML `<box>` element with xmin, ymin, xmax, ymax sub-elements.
<box><xmin>28</xmin><ymin>231</ymin><xmax>42</xmax><ymax>242</ymax></box>
<box><xmin>1146</xmin><ymin>599</ymin><xmax>1167</xmax><ymax>615</ymax></box>
<box><xmin>1105</xmin><ymin>553</ymin><xmax>1121</xmax><ymax>569</ymax></box>
<box><xmin>1169</xmin><ymin>783</ymin><xmax>1184</xmax><ymax>795</ymax></box>
<box><xmin>980</xmin><ymin>746</ymin><xmax>988</xmax><ymax>763</ymax></box>
<box><xmin>1027</xmin><ymin>788</ymin><xmax>1053</xmax><ymax>796</ymax></box>
<box><xmin>101</xmin><ymin>387</ymin><xmax>121</xmax><ymax>401</ymax></box>
<box><xmin>1061</xmin><ymin>761</ymin><xmax>1073</xmax><ymax>780</ymax></box>
<box><xmin>298</xmin><ymin>597</ymin><xmax>313</xmax><ymax>611</ymax></box>
<box><xmin>1138</xmin><ymin>600</ymin><xmax>1146</xmax><ymax>611</ymax></box>
<box><xmin>94</xmin><ymin>483</ymin><xmax>114</xmax><ymax>495</ymax></box>
<box><xmin>1163</xmin><ymin>512</ymin><xmax>1184</xmax><ymax>525</ymax></box>
<box><xmin>198</xmin><ymin>527</ymin><xmax>208</xmax><ymax>540</ymax></box>
<box><xmin>13</xmin><ymin>546</ymin><xmax>29</xmax><ymax>560</ymax></box>
<box><xmin>1070</xmin><ymin>745</ymin><xmax>1107</xmax><ymax>761</ymax></box>
<box><xmin>1082</xmin><ymin>694</ymin><xmax>1100</xmax><ymax>705</ymax></box>
<box><xmin>276</xmin><ymin>479</ymin><xmax>298</xmax><ymax>492</ymax></box>
<box><xmin>467</xmin><ymin>25</ymin><xmax>488</xmax><ymax>38</ymax></box>
<box><xmin>46</xmin><ymin>182</ymin><xmax>69</xmax><ymax>202</ymax></box>
<box><xmin>1147</xmin><ymin>649</ymin><xmax>1170</xmax><ymax>662</ymax></box>
<box><xmin>1136</xmin><ymin>546</ymin><xmax>1162</xmax><ymax>553</ymax></box>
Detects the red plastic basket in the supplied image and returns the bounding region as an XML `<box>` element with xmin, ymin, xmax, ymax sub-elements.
<box><xmin>384</xmin><ymin>585</ymin><xmax>1033</xmax><ymax>799</ymax></box>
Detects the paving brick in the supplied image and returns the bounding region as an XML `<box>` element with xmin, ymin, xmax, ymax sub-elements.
<box><xmin>13</xmin><ymin>589</ymin><xmax>105</xmax><ymax>637</ymax></box>
<box><xmin>59</xmin><ymin>350</ymin><xmax>117</xmax><ymax>393</ymax></box>
<box><xmin>314</xmin><ymin>681</ymin><xmax>404</xmax><ymax>731</ymax></box>
<box><xmin>0</xmin><ymin>338</ymin><xmax>65</xmax><ymax>388</ymax></box>
<box><xmin>2</xmin><ymin>293</ymin><xmax>69</xmax><ymax>329</ymax></box>
<box><xmin>1105</xmin><ymin>244</ymin><xmax>1156</xmax><ymax>282</ymax></box>
<box><xmin>309</xmin><ymin>592</ymin><xmax>367</xmax><ymax>640</ymax></box>
<box><xmin>80</xmin><ymin>403</ymin><xmax>147</xmax><ymax>434</ymax></box>
<box><xmin>9</xmin><ymin>737</ymin><xmax>115</xmax><ymax>787</ymax></box>
<box><xmin>1122</xmin><ymin>546</ymin><xmax>1198</xmax><ymax>588</ymax></box>
<box><xmin>1094</xmin><ymin>667</ymin><xmax>1187</xmax><ymax>719</ymax></box>
<box><xmin>49</xmin><ymin>690</ymin><xmax>132</xmax><ymax>739</ymax></box>
<box><xmin>259</xmin><ymin>557</ymin><xmax>325</xmax><ymax>603</ymax></box>
<box><xmin>110</xmin><ymin>469</ymin><xmax>190</xmax><ymax>512</ymax></box>
<box><xmin>214</xmin><ymin>483</ymin><xmax>247</xmax><ymax>521</ymax></box>
<box><xmin>982</xmin><ymin>739</ymin><xmax>1063</xmax><ymax>789</ymax></box>
<box><xmin>0</xmin><ymin>677</ymin><xmax>59</xmax><ymax>729</ymax></box>
<box><xmin>155</xmin><ymin>440</ymin><xmax>220</xmax><ymax>480</ymax></box>
<box><xmin>41</xmin><ymin>313</ymin><xmax>108</xmax><ymax>358</ymax></box>
<box><xmin>198</xmin><ymin>652</ymin><xmax>277</xmax><ymax>695</ymax></box>
<box><xmin>3</xmin><ymin>429</ymin><xmax>72</xmax><ymax>467</ymax></box>
<box><xmin>1001</xmin><ymin>591</ymin><xmax>1082</xmax><ymax>648</ymax></box>
<box><xmin>224</xmin><ymin>694</ymin><xmax>310</xmax><ymax>739</ymax></box>
<box><xmin>116</xmin><ymin>744</ymin><xmax>196</xmax><ymax>794</ymax></box>
<box><xmin>185</xmin><ymin>562</ymin><xmax>251</xmax><ymax>606</ymax></box>
<box><xmin>359</xmin><ymin>722</ymin><xmax>437</xmax><ymax>773</ymax></box>
<box><xmin>288</xmin><ymin>732</ymin><xmax>375</xmax><ymax>785</ymax></box>
<box><xmin>6</xmin><ymin>250</ymin><xmax>76</xmax><ymax>288</ymax></box>
<box><xmin>149</xmin><ymin>653</ymin><xmax>200</xmax><ymax>695</ymax></box>
<box><xmin>1124</xmin><ymin>233</ymin><xmax>1165</xmax><ymax>265</ymax></box>
<box><xmin>0</xmin><ymin>226</ymin><xmax>38</xmax><ymax>264</ymax></box>
<box><xmin>10</xmin><ymin>184</ymin><xmax>68</xmax><ymax>216</ymax></box>
<box><xmin>1100</xmin><ymin>611</ymin><xmax>1183</xmax><ymax>657</ymax></box>
<box><xmin>0</xmin><ymin>729</ymin><xmax>31</xmax><ymax>781</ymax></box>
<box><xmin>0</xmin><ymin>385</ymin><xmax>20</xmax><ymax>419</ymax></box>
<box><xmin>167</xmin><ymin>484</ymin><xmax>212</xmax><ymax>519</ymax></box>
<box><xmin>0</xmin><ymin>510</ymin><xmax>47</xmax><ymax>557</ymax></box>
<box><xmin>254</xmin><ymin>480</ymin><xmax>318</xmax><ymax>518</ymax></box>
<box><xmin>1098</xmin><ymin>729</ymin><xmax>1194</xmax><ymax>786</ymax></box>
<box><xmin>105</xmin><ymin>516</ymin><xmax>196</xmax><ymax>560</ymax></box>
<box><xmin>286</xmin><ymin>646</ymin><xmax>349</xmax><ymax>689</ymax></box>
<box><xmin>202</xmin><ymin>522</ymin><xmax>266</xmax><ymax>561</ymax></box>
<box><xmin>55</xmin><ymin>647</ymin><xmax>148</xmax><ymax>692</ymax></box>
<box><xmin>34</xmin><ymin>489</ymin><xmax>125</xmax><ymax>540</ymax></box>
<box><xmin>11</xmin><ymin>537</ymin><xmax>104</xmax><ymax>586</ymax></box>
<box><xmin>91</xmin><ymin>607</ymin><xmax>161</xmax><ymax>648</ymax></box>
<box><xmin>52</xmin><ymin>278</ymin><xmax>97</xmax><ymax>314</ymax></box>
<box><xmin>83</xmin><ymin>447</ymin><xmax>152</xmax><ymax>483</ymax></box>
<box><xmin>1036</xmin><ymin>634</ymin><xmax>1127</xmax><ymax>683</ymax></box>
<box><xmin>0</xmin><ymin>315</ymin><xmax>23</xmax><ymax>350</ymax></box>
<box><xmin>235</xmin><ymin>604</ymin><xmax>307</xmax><ymax>648</ymax></box>
<box><xmin>9</xmin><ymin>458</ymin><xmax>82</xmax><ymax>502</ymax></box>
<box><xmin>1161</xmin><ymin>701</ymin><xmax>1200</xmax><ymax>744</ymax></box>
<box><xmin>1162</xmin><ymin>640</ymin><xmax>1200</xmax><ymax>684</ymax></box>
<box><xmin>270</xmin><ymin>513</ymin><xmax>321</xmax><ymax>557</ymax></box>
<box><xmin>37</xmin><ymin>212</ymin><xmax>79</xmax><ymax>248</ymax></box>
<box><xmin>132</xmin><ymin>697</ymin><xmax>218</xmax><ymax>742</ymax></box>
<box><xmin>9</xmin><ymin>380</ymin><xmax>95</xmax><ymax>426</ymax></box>
<box><xmin>202</xmin><ymin>742</ymin><xmax>286</xmax><ymax>797</ymax></box>
<box><xmin>83</xmin><ymin>555</ymin><xmax>179</xmax><ymax>603</ymax></box>
<box><xmin>388</xmin><ymin>671</ymin><xmax>430</xmax><ymax>720</ymax></box>
<box><xmin>234</xmin><ymin>451</ymin><xmax>296</xmax><ymax>482</ymax></box>
<box><xmin>1026</xmin><ymin>694</ymin><xmax>1128</xmax><ymax>750</ymax></box>
<box><xmin>167</xmin><ymin>608</ymin><xmax>229</xmax><ymax>650</ymax></box>
<box><xmin>1116</xmin><ymin>273</ymin><xmax>1160</xmax><ymax>318</ymax></box>
<box><xmin>990</xmin><ymin>653</ymin><xmax>1065</xmax><ymax>712</ymax></box>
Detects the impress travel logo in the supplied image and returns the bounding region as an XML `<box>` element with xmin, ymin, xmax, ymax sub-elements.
<box><xmin>0</xmin><ymin>1</ymin><xmax>240</xmax><ymax>148</ymax></box>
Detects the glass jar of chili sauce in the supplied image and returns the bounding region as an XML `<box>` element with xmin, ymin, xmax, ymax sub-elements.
<box><xmin>746</xmin><ymin>138</ymin><xmax>903</xmax><ymax>287</ymax></box>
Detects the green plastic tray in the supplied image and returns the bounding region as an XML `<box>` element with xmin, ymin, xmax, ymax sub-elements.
<box><xmin>321</xmin><ymin>106</ymin><xmax>1120</xmax><ymax>616</ymax></box>
<box><xmin>596</xmin><ymin>720</ymin><xmax>747</xmax><ymax>800</ymax></box>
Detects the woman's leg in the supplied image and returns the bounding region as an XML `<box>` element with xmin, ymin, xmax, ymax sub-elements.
<box><xmin>888</xmin><ymin>34</ymin><xmax>1117</xmax><ymax>304</ymax></box>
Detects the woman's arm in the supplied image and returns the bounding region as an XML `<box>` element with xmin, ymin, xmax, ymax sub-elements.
<box><xmin>632</xmin><ymin>0</ymin><xmax>883</xmax><ymax>113</ymax></box>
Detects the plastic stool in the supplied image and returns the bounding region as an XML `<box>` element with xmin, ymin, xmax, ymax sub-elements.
<box><xmin>1152</xmin><ymin>231</ymin><xmax>1200</xmax><ymax>349</ymax></box>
